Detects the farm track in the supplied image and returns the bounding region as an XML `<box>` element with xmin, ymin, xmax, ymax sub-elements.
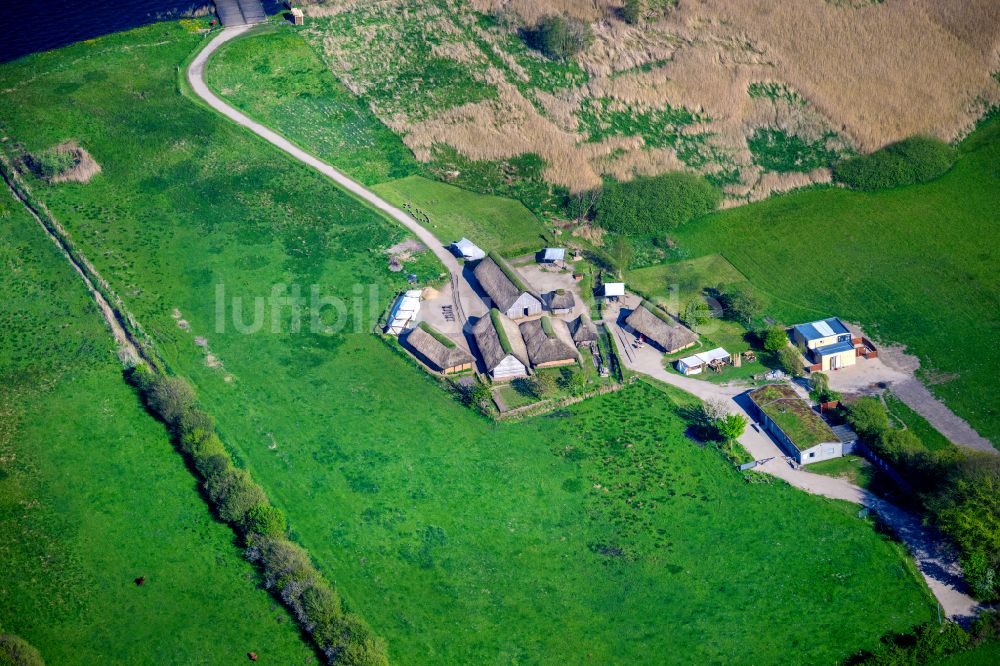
<box><xmin>188</xmin><ymin>27</ymin><xmax>983</xmax><ymax>622</ymax></box>
<box><xmin>187</xmin><ymin>25</ymin><xmax>484</xmax><ymax>323</ymax></box>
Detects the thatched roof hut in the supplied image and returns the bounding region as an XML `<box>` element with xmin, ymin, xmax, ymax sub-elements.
<box><xmin>543</xmin><ymin>289</ymin><xmax>575</xmax><ymax>314</ymax></box>
<box><xmin>567</xmin><ymin>313</ymin><xmax>598</xmax><ymax>345</ymax></box>
<box><xmin>405</xmin><ymin>322</ymin><xmax>474</xmax><ymax>374</ymax></box>
<box><xmin>473</xmin><ymin>252</ymin><xmax>542</xmax><ymax>319</ymax></box>
<box><xmin>624</xmin><ymin>301</ymin><xmax>698</xmax><ymax>353</ymax></box>
<box><xmin>519</xmin><ymin>316</ymin><xmax>579</xmax><ymax>368</ymax></box>
<box><xmin>472</xmin><ymin>309</ymin><xmax>530</xmax><ymax>379</ymax></box>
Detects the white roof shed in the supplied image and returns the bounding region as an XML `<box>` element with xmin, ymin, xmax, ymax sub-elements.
<box><xmin>452</xmin><ymin>238</ymin><xmax>486</xmax><ymax>261</ymax></box>
<box><xmin>385</xmin><ymin>289</ymin><xmax>422</xmax><ymax>335</ymax></box>
<box><xmin>676</xmin><ymin>347</ymin><xmax>730</xmax><ymax>375</ymax></box>
<box><xmin>603</xmin><ymin>282</ymin><xmax>625</xmax><ymax>297</ymax></box>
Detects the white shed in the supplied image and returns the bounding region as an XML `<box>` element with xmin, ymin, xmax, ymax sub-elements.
<box><xmin>384</xmin><ymin>289</ymin><xmax>422</xmax><ymax>335</ymax></box>
<box><xmin>676</xmin><ymin>347</ymin><xmax>730</xmax><ymax>375</ymax></box>
<box><xmin>451</xmin><ymin>238</ymin><xmax>486</xmax><ymax>261</ymax></box>
<box><xmin>603</xmin><ymin>282</ymin><xmax>625</xmax><ymax>299</ymax></box>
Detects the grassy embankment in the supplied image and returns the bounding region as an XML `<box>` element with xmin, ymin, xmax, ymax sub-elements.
<box><xmin>671</xmin><ymin>116</ymin><xmax>1000</xmax><ymax>447</ymax></box>
<box><xmin>0</xmin><ymin>20</ymin><xmax>939</xmax><ymax>665</ymax></box>
<box><xmin>0</xmin><ymin>190</ymin><xmax>313</xmax><ymax>663</ymax></box>
<box><xmin>205</xmin><ymin>25</ymin><xmax>546</xmax><ymax>256</ymax></box>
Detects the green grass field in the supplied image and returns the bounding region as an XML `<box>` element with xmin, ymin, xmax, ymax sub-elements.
<box><xmin>372</xmin><ymin>175</ymin><xmax>546</xmax><ymax>255</ymax></box>
<box><xmin>206</xmin><ymin>24</ymin><xmax>419</xmax><ymax>186</ymax></box>
<box><xmin>0</xmin><ymin>20</ymin><xmax>941</xmax><ymax>665</ymax></box>
<box><xmin>674</xmin><ymin>116</ymin><xmax>1000</xmax><ymax>447</ymax></box>
<box><xmin>883</xmin><ymin>392</ymin><xmax>954</xmax><ymax>452</ymax></box>
<box><xmin>0</xmin><ymin>192</ymin><xmax>313</xmax><ymax>664</ymax></box>
<box><xmin>808</xmin><ymin>455</ymin><xmax>877</xmax><ymax>489</ymax></box>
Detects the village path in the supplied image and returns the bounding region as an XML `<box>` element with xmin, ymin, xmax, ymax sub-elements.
<box><xmin>604</xmin><ymin>311</ymin><xmax>982</xmax><ymax>620</ymax></box>
<box><xmin>187</xmin><ymin>26</ymin><xmax>483</xmax><ymax>323</ymax></box>
<box><xmin>190</xmin><ymin>27</ymin><xmax>981</xmax><ymax>621</ymax></box>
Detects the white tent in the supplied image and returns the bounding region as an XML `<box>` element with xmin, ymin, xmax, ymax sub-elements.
<box><xmin>385</xmin><ymin>289</ymin><xmax>422</xmax><ymax>335</ymax></box>
<box><xmin>451</xmin><ymin>238</ymin><xmax>486</xmax><ymax>261</ymax></box>
<box><xmin>676</xmin><ymin>347</ymin><xmax>730</xmax><ymax>375</ymax></box>
<box><xmin>603</xmin><ymin>282</ymin><xmax>625</xmax><ymax>298</ymax></box>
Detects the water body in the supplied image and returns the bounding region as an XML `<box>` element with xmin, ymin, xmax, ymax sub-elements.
<box><xmin>0</xmin><ymin>0</ymin><xmax>283</xmax><ymax>64</ymax></box>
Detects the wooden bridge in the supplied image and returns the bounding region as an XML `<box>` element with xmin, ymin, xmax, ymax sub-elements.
<box><xmin>214</xmin><ymin>0</ymin><xmax>267</xmax><ymax>27</ymax></box>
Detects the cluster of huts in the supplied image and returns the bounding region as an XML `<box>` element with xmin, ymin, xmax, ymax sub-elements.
<box><xmin>385</xmin><ymin>241</ymin><xmax>598</xmax><ymax>380</ymax></box>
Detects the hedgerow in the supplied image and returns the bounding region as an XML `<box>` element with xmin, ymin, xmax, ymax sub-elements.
<box><xmin>833</xmin><ymin>135</ymin><xmax>958</xmax><ymax>190</ymax></box>
<box><xmin>596</xmin><ymin>172</ymin><xmax>721</xmax><ymax>236</ymax></box>
<box><xmin>845</xmin><ymin>399</ymin><xmax>1000</xmax><ymax>602</ymax></box>
<box><xmin>126</xmin><ymin>365</ymin><xmax>388</xmax><ymax>665</ymax></box>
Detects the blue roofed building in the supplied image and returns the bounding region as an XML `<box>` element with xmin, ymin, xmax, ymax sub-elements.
<box><xmin>791</xmin><ymin>317</ymin><xmax>859</xmax><ymax>371</ymax></box>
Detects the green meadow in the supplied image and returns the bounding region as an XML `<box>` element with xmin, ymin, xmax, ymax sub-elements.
<box><xmin>206</xmin><ymin>24</ymin><xmax>549</xmax><ymax>255</ymax></box>
<box><xmin>0</xmin><ymin>191</ymin><xmax>312</xmax><ymax>663</ymax></box>
<box><xmin>0</xmin><ymin>20</ymin><xmax>939</xmax><ymax>664</ymax></box>
<box><xmin>674</xmin><ymin>117</ymin><xmax>1000</xmax><ymax>446</ymax></box>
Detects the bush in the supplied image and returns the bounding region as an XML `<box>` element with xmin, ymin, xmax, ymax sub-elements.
<box><xmin>205</xmin><ymin>467</ymin><xmax>268</xmax><ymax>526</ymax></box>
<box><xmin>524</xmin><ymin>15</ymin><xmax>593</xmax><ymax>60</ymax></box>
<box><xmin>846</xmin><ymin>397</ymin><xmax>890</xmax><ymax>440</ymax></box>
<box><xmin>242</xmin><ymin>504</ymin><xmax>287</xmax><ymax>538</ymax></box>
<box><xmin>761</xmin><ymin>324</ymin><xmax>788</xmax><ymax>352</ymax></box>
<box><xmin>622</xmin><ymin>0</ymin><xmax>642</xmax><ymax>24</ymax></box>
<box><xmin>27</xmin><ymin>147</ymin><xmax>77</xmax><ymax>180</ymax></box>
<box><xmin>246</xmin><ymin>536</ymin><xmax>389</xmax><ymax>666</ymax></box>
<box><xmin>718</xmin><ymin>283</ymin><xmax>762</xmax><ymax>325</ymax></box>
<box><xmin>833</xmin><ymin>135</ymin><xmax>958</xmax><ymax>190</ymax></box>
<box><xmin>777</xmin><ymin>347</ymin><xmax>804</xmax><ymax>377</ymax></box>
<box><xmin>925</xmin><ymin>454</ymin><xmax>1000</xmax><ymax>601</ymax></box>
<box><xmin>596</xmin><ymin>172</ymin><xmax>721</xmax><ymax>236</ymax></box>
<box><xmin>531</xmin><ymin>372</ymin><xmax>557</xmax><ymax>398</ymax></box>
<box><xmin>146</xmin><ymin>375</ymin><xmax>197</xmax><ymax>428</ymax></box>
<box><xmin>0</xmin><ymin>634</ymin><xmax>45</xmax><ymax>666</ymax></box>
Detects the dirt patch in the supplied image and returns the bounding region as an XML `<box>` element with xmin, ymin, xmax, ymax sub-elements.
<box><xmin>386</xmin><ymin>238</ymin><xmax>427</xmax><ymax>255</ymax></box>
<box><xmin>46</xmin><ymin>142</ymin><xmax>102</xmax><ymax>183</ymax></box>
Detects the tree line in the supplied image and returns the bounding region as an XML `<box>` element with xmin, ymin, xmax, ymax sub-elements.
<box><xmin>844</xmin><ymin>396</ymin><xmax>1000</xmax><ymax>602</ymax></box>
<box><xmin>126</xmin><ymin>366</ymin><xmax>388</xmax><ymax>666</ymax></box>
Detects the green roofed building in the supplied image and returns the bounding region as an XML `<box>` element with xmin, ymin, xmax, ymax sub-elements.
<box><xmin>404</xmin><ymin>322</ymin><xmax>474</xmax><ymax>374</ymax></box>
<box><xmin>519</xmin><ymin>316</ymin><xmax>579</xmax><ymax>368</ymax></box>
<box><xmin>472</xmin><ymin>309</ymin><xmax>530</xmax><ymax>380</ymax></box>
<box><xmin>624</xmin><ymin>301</ymin><xmax>698</xmax><ymax>353</ymax></box>
<box><xmin>747</xmin><ymin>384</ymin><xmax>852</xmax><ymax>465</ymax></box>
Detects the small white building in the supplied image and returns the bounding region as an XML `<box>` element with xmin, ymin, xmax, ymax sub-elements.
<box><xmin>451</xmin><ymin>238</ymin><xmax>486</xmax><ymax>261</ymax></box>
<box><xmin>384</xmin><ymin>289</ymin><xmax>422</xmax><ymax>335</ymax></box>
<box><xmin>676</xmin><ymin>347</ymin><xmax>730</xmax><ymax>375</ymax></box>
<box><xmin>539</xmin><ymin>248</ymin><xmax>566</xmax><ymax>264</ymax></box>
<box><xmin>603</xmin><ymin>282</ymin><xmax>625</xmax><ymax>300</ymax></box>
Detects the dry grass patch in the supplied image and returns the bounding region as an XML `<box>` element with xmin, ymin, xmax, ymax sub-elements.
<box><xmin>301</xmin><ymin>0</ymin><xmax>999</xmax><ymax>206</ymax></box>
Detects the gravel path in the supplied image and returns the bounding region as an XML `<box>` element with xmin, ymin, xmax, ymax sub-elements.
<box><xmin>188</xmin><ymin>26</ymin><xmax>483</xmax><ymax>323</ymax></box>
<box><xmin>189</xmin><ymin>28</ymin><xmax>981</xmax><ymax>621</ymax></box>
<box><xmin>605</xmin><ymin>312</ymin><xmax>982</xmax><ymax>620</ymax></box>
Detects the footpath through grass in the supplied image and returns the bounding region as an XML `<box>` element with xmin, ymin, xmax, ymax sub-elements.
<box><xmin>205</xmin><ymin>24</ymin><xmax>419</xmax><ymax>185</ymax></box>
<box><xmin>0</xmin><ymin>192</ymin><xmax>313</xmax><ymax>664</ymax></box>
<box><xmin>0</xmin><ymin>21</ymin><xmax>938</xmax><ymax>664</ymax></box>
<box><xmin>206</xmin><ymin>24</ymin><xmax>548</xmax><ymax>256</ymax></box>
<box><xmin>675</xmin><ymin>116</ymin><xmax>1000</xmax><ymax>447</ymax></box>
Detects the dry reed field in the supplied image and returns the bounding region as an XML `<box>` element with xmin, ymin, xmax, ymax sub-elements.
<box><xmin>304</xmin><ymin>0</ymin><xmax>1000</xmax><ymax>203</ymax></box>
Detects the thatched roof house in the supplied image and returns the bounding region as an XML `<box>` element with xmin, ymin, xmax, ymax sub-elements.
<box><xmin>625</xmin><ymin>301</ymin><xmax>698</xmax><ymax>353</ymax></box>
<box><xmin>543</xmin><ymin>289</ymin><xmax>575</xmax><ymax>314</ymax></box>
<box><xmin>567</xmin><ymin>313</ymin><xmax>598</xmax><ymax>345</ymax></box>
<box><xmin>473</xmin><ymin>252</ymin><xmax>542</xmax><ymax>319</ymax></box>
<box><xmin>519</xmin><ymin>316</ymin><xmax>579</xmax><ymax>368</ymax></box>
<box><xmin>405</xmin><ymin>322</ymin><xmax>474</xmax><ymax>374</ymax></box>
<box><xmin>472</xmin><ymin>309</ymin><xmax>530</xmax><ymax>380</ymax></box>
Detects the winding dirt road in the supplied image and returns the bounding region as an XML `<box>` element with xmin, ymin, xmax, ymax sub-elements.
<box><xmin>187</xmin><ymin>26</ymin><xmax>483</xmax><ymax>322</ymax></box>
<box><xmin>188</xmin><ymin>27</ymin><xmax>981</xmax><ymax>620</ymax></box>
